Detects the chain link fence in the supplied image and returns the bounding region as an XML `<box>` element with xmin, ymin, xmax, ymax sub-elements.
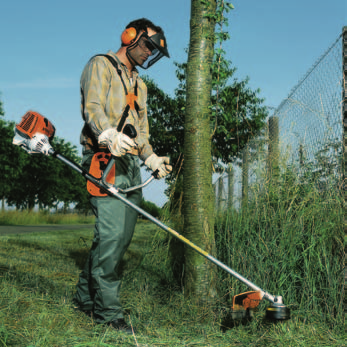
<box><xmin>215</xmin><ymin>28</ymin><xmax>345</xmax><ymax>210</ymax></box>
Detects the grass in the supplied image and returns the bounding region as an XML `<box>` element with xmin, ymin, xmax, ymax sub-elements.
<box><xmin>0</xmin><ymin>213</ymin><xmax>345</xmax><ymax>346</ymax></box>
<box><xmin>215</xmin><ymin>172</ymin><xmax>345</xmax><ymax>330</ymax></box>
<box><xmin>0</xmin><ymin>210</ymin><xmax>94</xmax><ymax>226</ymax></box>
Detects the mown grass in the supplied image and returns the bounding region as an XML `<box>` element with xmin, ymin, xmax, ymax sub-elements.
<box><xmin>0</xmin><ymin>212</ymin><xmax>345</xmax><ymax>346</ymax></box>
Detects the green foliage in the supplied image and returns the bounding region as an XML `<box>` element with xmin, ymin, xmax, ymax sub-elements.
<box><xmin>144</xmin><ymin>77</ymin><xmax>184</xmax><ymax>163</ymax></box>
<box><xmin>0</xmin><ymin>97</ymin><xmax>4</xmax><ymax>117</ymax></box>
<box><xmin>145</xmin><ymin>68</ymin><xmax>268</xmax><ymax>172</ymax></box>
<box><xmin>140</xmin><ymin>198</ymin><xmax>162</xmax><ymax>219</ymax></box>
<box><xmin>0</xmin><ymin>210</ymin><xmax>94</xmax><ymax>225</ymax></box>
<box><xmin>215</xmin><ymin>173</ymin><xmax>344</xmax><ymax>327</ymax></box>
<box><xmin>0</xmin><ymin>120</ymin><xmax>26</xmax><ymax>205</ymax></box>
<box><xmin>146</xmin><ymin>49</ymin><xmax>267</xmax><ymax>179</ymax></box>
<box><xmin>145</xmin><ymin>65</ymin><xmax>268</xmax><ymax>213</ymax></box>
<box><xmin>201</xmin><ymin>0</ymin><xmax>234</xmax><ymax>26</ymax></box>
<box><xmin>144</xmin><ymin>0</ymin><xmax>267</xmax><ymax>217</ymax></box>
<box><xmin>299</xmin><ymin>139</ymin><xmax>343</xmax><ymax>189</ymax></box>
<box><xmin>0</xmin><ymin>113</ymin><xmax>90</xmax><ymax>211</ymax></box>
<box><xmin>212</xmin><ymin>78</ymin><xmax>269</xmax><ymax>164</ymax></box>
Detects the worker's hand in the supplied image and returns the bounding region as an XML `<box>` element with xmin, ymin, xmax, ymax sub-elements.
<box><xmin>145</xmin><ymin>153</ymin><xmax>172</xmax><ymax>179</ymax></box>
<box><xmin>98</xmin><ymin>128</ymin><xmax>136</xmax><ymax>157</ymax></box>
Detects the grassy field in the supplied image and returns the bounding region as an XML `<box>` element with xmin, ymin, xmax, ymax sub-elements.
<box><xmin>0</xmin><ymin>213</ymin><xmax>345</xmax><ymax>346</ymax></box>
<box><xmin>0</xmin><ymin>210</ymin><xmax>94</xmax><ymax>226</ymax></box>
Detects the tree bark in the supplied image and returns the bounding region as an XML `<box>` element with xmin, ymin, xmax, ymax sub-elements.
<box><xmin>183</xmin><ymin>0</ymin><xmax>217</xmax><ymax>303</ymax></box>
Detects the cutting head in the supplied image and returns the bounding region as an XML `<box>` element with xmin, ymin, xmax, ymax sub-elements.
<box><xmin>265</xmin><ymin>303</ymin><xmax>291</xmax><ymax>321</ymax></box>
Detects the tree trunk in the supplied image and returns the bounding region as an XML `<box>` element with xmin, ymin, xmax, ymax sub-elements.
<box><xmin>183</xmin><ymin>0</ymin><xmax>217</xmax><ymax>303</ymax></box>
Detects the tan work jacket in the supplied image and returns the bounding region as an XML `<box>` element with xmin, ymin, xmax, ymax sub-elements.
<box><xmin>80</xmin><ymin>51</ymin><xmax>153</xmax><ymax>162</ymax></box>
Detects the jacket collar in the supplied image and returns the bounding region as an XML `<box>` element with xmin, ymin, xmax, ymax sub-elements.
<box><xmin>106</xmin><ymin>50</ymin><xmax>139</xmax><ymax>79</ymax></box>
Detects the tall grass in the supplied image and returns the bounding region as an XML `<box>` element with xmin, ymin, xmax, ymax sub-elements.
<box><xmin>215</xmin><ymin>171</ymin><xmax>344</xmax><ymax>327</ymax></box>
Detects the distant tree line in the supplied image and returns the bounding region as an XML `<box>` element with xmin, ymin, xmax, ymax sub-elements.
<box><xmin>0</xmin><ymin>100</ymin><xmax>90</xmax><ymax>212</ymax></box>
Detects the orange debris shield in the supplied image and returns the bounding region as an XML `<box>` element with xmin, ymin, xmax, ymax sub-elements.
<box><xmin>87</xmin><ymin>153</ymin><xmax>115</xmax><ymax>196</ymax></box>
<box><xmin>232</xmin><ymin>291</ymin><xmax>262</xmax><ymax>310</ymax></box>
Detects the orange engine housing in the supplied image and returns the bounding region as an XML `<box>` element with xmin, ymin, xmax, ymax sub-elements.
<box><xmin>16</xmin><ymin>111</ymin><xmax>56</xmax><ymax>140</ymax></box>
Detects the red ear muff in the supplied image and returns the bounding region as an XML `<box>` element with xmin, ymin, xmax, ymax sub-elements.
<box><xmin>121</xmin><ymin>27</ymin><xmax>137</xmax><ymax>45</ymax></box>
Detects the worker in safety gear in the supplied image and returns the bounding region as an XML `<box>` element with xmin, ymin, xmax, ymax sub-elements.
<box><xmin>73</xmin><ymin>18</ymin><xmax>171</xmax><ymax>334</ymax></box>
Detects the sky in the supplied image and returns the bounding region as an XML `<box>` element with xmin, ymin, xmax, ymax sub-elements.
<box><xmin>0</xmin><ymin>0</ymin><xmax>346</xmax><ymax>206</ymax></box>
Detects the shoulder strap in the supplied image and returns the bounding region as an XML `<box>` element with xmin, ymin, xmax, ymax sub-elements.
<box><xmin>90</xmin><ymin>54</ymin><xmax>140</xmax><ymax>132</ymax></box>
<box><xmin>94</xmin><ymin>54</ymin><xmax>129</xmax><ymax>95</ymax></box>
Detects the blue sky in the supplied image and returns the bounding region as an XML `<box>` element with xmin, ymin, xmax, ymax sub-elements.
<box><xmin>0</xmin><ymin>0</ymin><xmax>346</xmax><ymax>205</ymax></box>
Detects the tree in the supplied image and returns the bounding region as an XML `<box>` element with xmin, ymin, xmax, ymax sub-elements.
<box><xmin>182</xmin><ymin>0</ymin><xmax>218</xmax><ymax>303</ymax></box>
<box><xmin>0</xmin><ymin>120</ymin><xmax>28</xmax><ymax>210</ymax></box>
<box><xmin>0</xmin><ymin>99</ymin><xmax>8</xmax><ymax>210</ymax></box>
<box><xmin>211</xmin><ymin>78</ymin><xmax>268</xmax><ymax>165</ymax></box>
<box><xmin>0</xmin><ymin>95</ymin><xmax>29</xmax><ymax>210</ymax></box>
<box><xmin>145</xmin><ymin>3</ymin><xmax>267</xmax><ymax>212</ymax></box>
<box><xmin>2</xmin><ymin>130</ymin><xmax>89</xmax><ymax>211</ymax></box>
<box><xmin>52</xmin><ymin>138</ymin><xmax>90</xmax><ymax>212</ymax></box>
<box><xmin>6</xmin><ymin>136</ymin><xmax>89</xmax><ymax>211</ymax></box>
<box><xmin>0</xmin><ymin>96</ymin><xmax>90</xmax><ymax>212</ymax></box>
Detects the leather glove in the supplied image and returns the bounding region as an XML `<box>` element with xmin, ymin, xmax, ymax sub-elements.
<box><xmin>98</xmin><ymin>128</ymin><xmax>136</xmax><ymax>157</ymax></box>
<box><xmin>145</xmin><ymin>153</ymin><xmax>172</xmax><ymax>179</ymax></box>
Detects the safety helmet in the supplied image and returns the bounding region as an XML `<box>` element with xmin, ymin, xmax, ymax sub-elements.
<box><xmin>126</xmin><ymin>31</ymin><xmax>170</xmax><ymax>69</ymax></box>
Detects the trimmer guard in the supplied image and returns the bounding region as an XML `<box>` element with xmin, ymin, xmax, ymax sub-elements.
<box><xmin>232</xmin><ymin>291</ymin><xmax>262</xmax><ymax>310</ymax></box>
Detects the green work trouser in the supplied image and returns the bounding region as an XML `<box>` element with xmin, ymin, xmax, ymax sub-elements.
<box><xmin>73</xmin><ymin>153</ymin><xmax>142</xmax><ymax>323</ymax></box>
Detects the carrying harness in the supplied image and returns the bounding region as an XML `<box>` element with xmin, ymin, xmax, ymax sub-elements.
<box><xmin>99</xmin><ymin>54</ymin><xmax>140</xmax><ymax>131</ymax></box>
<box><xmin>85</xmin><ymin>54</ymin><xmax>140</xmax><ymax>196</ymax></box>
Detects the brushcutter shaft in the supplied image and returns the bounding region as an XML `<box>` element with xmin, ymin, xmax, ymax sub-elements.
<box><xmin>204</xmin><ymin>256</ymin><xmax>276</xmax><ymax>303</ymax></box>
<box><xmin>54</xmin><ymin>153</ymin><xmax>84</xmax><ymax>175</ymax></box>
<box><xmin>105</xmin><ymin>185</ymin><xmax>277</xmax><ymax>304</ymax></box>
<box><xmin>31</xmin><ymin>147</ymin><xmax>280</xmax><ymax>305</ymax></box>
<box><xmin>13</xmin><ymin>111</ymin><xmax>289</xmax><ymax>317</ymax></box>
<box><xmin>52</xmin><ymin>150</ymin><xmax>279</xmax><ymax>305</ymax></box>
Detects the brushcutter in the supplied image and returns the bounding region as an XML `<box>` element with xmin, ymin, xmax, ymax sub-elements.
<box><xmin>13</xmin><ymin>111</ymin><xmax>290</xmax><ymax>322</ymax></box>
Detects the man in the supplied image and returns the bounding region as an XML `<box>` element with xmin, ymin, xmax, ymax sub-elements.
<box><xmin>73</xmin><ymin>18</ymin><xmax>172</xmax><ymax>333</ymax></box>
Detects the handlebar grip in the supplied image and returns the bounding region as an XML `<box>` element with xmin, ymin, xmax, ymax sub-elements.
<box><xmin>123</xmin><ymin>124</ymin><xmax>137</xmax><ymax>139</ymax></box>
<box><xmin>152</xmin><ymin>169</ymin><xmax>160</xmax><ymax>179</ymax></box>
<box><xmin>117</xmin><ymin>105</ymin><xmax>130</xmax><ymax>132</ymax></box>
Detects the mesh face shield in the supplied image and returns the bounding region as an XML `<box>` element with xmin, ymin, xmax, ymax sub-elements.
<box><xmin>127</xmin><ymin>32</ymin><xmax>170</xmax><ymax>69</ymax></box>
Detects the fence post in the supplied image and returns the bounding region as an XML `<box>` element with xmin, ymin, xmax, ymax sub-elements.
<box><xmin>268</xmin><ymin>116</ymin><xmax>280</xmax><ymax>183</ymax></box>
<box><xmin>217</xmin><ymin>175</ymin><xmax>224</xmax><ymax>211</ymax></box>
<box><xmin>343</xmin><ymin>27</ymin><xmax>347</xmax><ymax>225</ymax></box>
<box><xmin>227</xmin><ymin>164</ymin><xmax>234</xmax><ymax>211</ymax></box>
<box><xmin>242</xmin><ymin>144</ymin><xmax>249</xmax><ymax>210</ymax></box>
<box><xmin>299</xmin><ymin>144</ymin><xmax>305</xmax><ymax>167</ymax></box>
